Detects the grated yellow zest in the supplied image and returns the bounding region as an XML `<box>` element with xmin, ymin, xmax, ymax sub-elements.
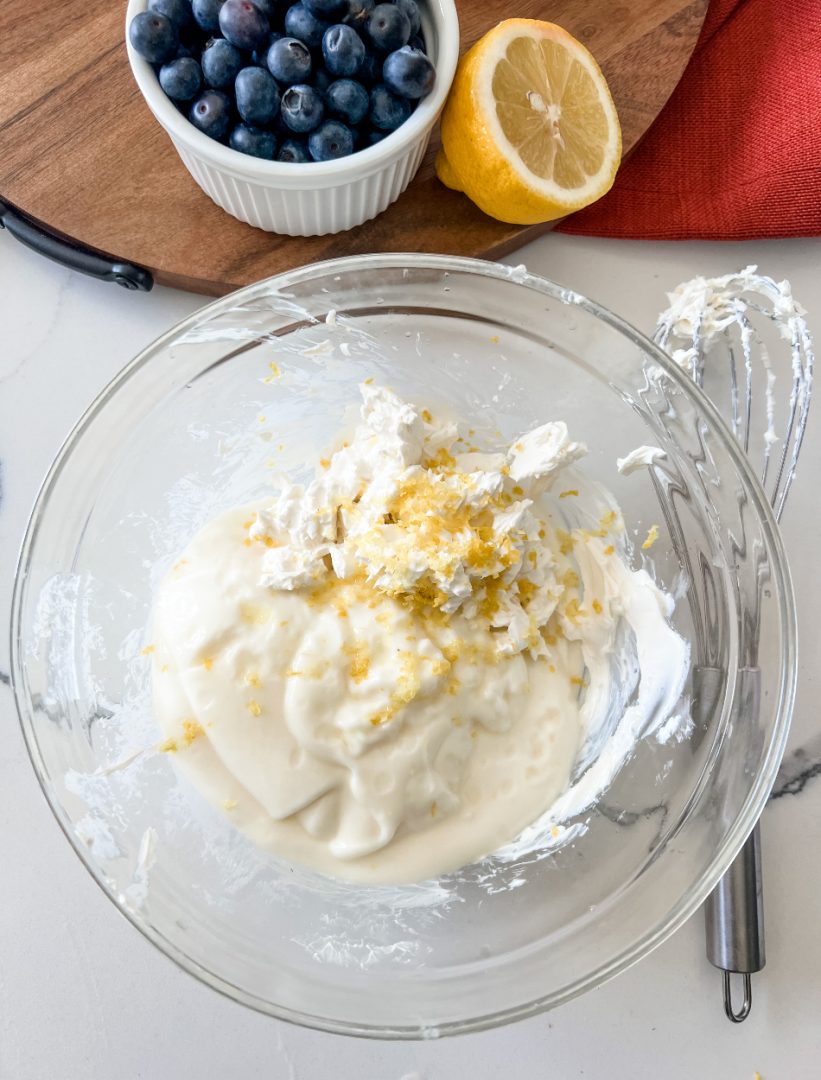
<box><xmin>518</xmin><ymin>579</ymin><xmax>538</xmax><ymax>605</ymax></box>
<box><xmin>158</xmin><ymin>737</ymin><xmax>178</xmax><ymax>753</ymax></box>
<box><xmin>556</xmin><ymin>529</ymin><xmax>574</xmax><ymax>555</ymax></box>
<box><xmin>421</xmin><ymin>408</ymin><xmax>433</xmax><ymax>423</ymax></box>
<box><xmin>550</xmin><ymin>825</ymin><xmax>560</xmax><ymax>838</ymax></box>
<box><xmin>604</xmin><ymin>544</ymin><xmax>615</xmax><ymax>556</ymax></box>
<box><xmin>240</xmin><ymin>602</ymin><xmax>272</xmax><ymax>625</ymax></box>
<box><xmin>430</xmin><ymin>801</ymin><xmax>438</xmax><ymax>817</ymax></box>
<box><xmin>319</xmin><ymin>457</ymin><xmax>330</xmax><ymax>469</ymax></box>
<box><xmin>592</xmin><ymin>599</ymin><xmax>603</xmax><ymax>614</ymax></box>
<box><xmin>245</xmin><ymin>671</ymin><xmax>260</xmax><ymax>687</ymax></box>
<box><xmin>222</xmin><ymin>799</ymin><xmax>238</xmax><ymax>811</ymax></box>
<box><xmin>559</xmin><ymin>489</ymin><xmax>579</xmax><ymax>499</ymax></box>
<box><xmin>343</xmin><ymin>641</ymin><xmax>371</xmax><ymax>684</ymax></box>
<box><xmin>201</xmin><ymin>657</ymin><xmax>214</xmax><ymax>671</ymax></box>
<box><xmin>490</xmin><ymin>335</ymin><xmax>500</xmax><ymax>344</ymax></box>
<box><xmin>642</xmin><ymin>524</ymin><xmax>659</xmax><ymax>550</ymax></box>
<box><xmin>140</xmin><ymin>644</ymin><xmax>155</xmax><ymax>656</ymax></box>
<box><xmin>564</xmin><ymin>598</ymin><xmax>585</xmax><ymax>622</ymax></box>
<box><xmin>181</xmin><ymin>719</ymin><xmax>205</xmax><ymax>746</ymax></box>
<box><xmin>369</xmin><ymin>652</ymin><xmax>422</xmax><ymax>726</ymax></box>
<box><xmin>570</xmin><ymin>675</ymin><xmax>585</xmax><ymax>687</ymax></box>
<box><xmin>247</xmin><ymin>700</ymin><xmax>262</xmax><ymax>717</ymax></box>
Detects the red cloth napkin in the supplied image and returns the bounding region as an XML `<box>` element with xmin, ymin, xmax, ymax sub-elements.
<box><xmin>557</xmin><ymin>0</ymin><xmax>821</xmax><ymax>240</ymax></box>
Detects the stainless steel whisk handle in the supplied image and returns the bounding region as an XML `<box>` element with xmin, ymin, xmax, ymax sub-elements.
<box><xmin>705</xmin><ymin>825</ymin><xmax>765</xmax><ymax>1022</ymax></box>
<box><xmin>693</xmin><ymin>665</ymin><xmax>764</xmax><ymax>1022</ymax></box>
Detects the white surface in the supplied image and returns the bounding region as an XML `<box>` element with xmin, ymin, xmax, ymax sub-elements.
<box><xmin>125</xmin><ymin>0</ymin><xmax>459</xmax><ymax>234</ymax></box>
<box><xmin>2</xmin><ymin>231</ymin><xmax>820</xmax><ymax>1079</ymax></box>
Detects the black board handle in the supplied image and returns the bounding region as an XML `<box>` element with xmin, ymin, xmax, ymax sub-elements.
<box><xmin>0</xmin><ymin>198</ymin><xmax>153</xmax><ymax>292</ymax></box>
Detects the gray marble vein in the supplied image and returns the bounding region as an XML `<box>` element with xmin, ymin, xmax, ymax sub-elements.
<box><xmin>772</xmin><ymin>733</ymin><xmax>821</xmax><ymax>800</ymax></box>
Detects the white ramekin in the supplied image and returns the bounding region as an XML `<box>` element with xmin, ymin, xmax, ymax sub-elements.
<box><xmin>125</xmin><ymin>0</ymin><xmax>459</xmax><ymax>236</ymax></box>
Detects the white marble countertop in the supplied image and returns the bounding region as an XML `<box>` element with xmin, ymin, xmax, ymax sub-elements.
<box><xmin>2</xmin><ymin>230</ymin><xmax>820</xmax><ymax>1079</ymax></box>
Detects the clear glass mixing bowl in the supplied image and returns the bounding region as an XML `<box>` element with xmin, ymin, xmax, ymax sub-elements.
<box><xmin>11</xmin><ymin>255</ymin><xmax>796</xmax><ymax>1037</ymax></box>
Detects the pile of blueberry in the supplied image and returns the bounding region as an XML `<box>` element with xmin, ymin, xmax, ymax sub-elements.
<box><xmin>129</xmin><ymin>0</ymin><xmax>436</xmax><ymax>162</ymax></box>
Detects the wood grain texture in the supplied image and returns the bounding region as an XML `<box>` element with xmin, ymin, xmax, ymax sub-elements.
<box><xmin>0</xmin><ymin>0</ymin><xmax>706</xmax><ymax>296</ymax></box>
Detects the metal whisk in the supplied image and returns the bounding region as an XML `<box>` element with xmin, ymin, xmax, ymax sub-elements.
<box><xmin>654</xmin><ymin>266</ymin><xmax>814</xmax><ymax>1022</ymax></box>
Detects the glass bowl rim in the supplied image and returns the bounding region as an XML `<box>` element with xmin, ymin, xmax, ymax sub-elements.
<box><xmin>10</xmin><ymin>253</ymin><xmax>797</xmax><ymax>1038</ymax></box>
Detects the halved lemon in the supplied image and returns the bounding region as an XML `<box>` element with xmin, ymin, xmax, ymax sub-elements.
<box><xmin>436</xmin><ymin>19</ymin><xmax>622</xmax><ymax>225</ymax></box>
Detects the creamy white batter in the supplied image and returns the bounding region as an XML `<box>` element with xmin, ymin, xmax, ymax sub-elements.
<box><xmin>150</xmin><ymin>384</ymin><xmax>686</xmax><ymax>884</ymax></box>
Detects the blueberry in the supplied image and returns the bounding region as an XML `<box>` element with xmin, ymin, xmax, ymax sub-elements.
<box><xmin>342</xmin><ymin>0</ymin><xmax>373</xmax><ymax>30</ymax></box>
<box><xmin>280</xmin><ymin>83</ymin><xmax>324</xmax><ymax>131</ymax></box>
<box><xmin>129</xmin><ymin>11</ymin><xmax>179</xmax><ymax>63</ymax></box>
<box><xmin>326</xmin><ymin>78</ymin><xmax>368</xmax><ymax>124</ymax></box>
<box><xmin>369</xmin><ymin>82</ymin><xmax>411</xmax><ymax>129</ymax></box>
<box><xmin>201</xmin><ymin>37</ymin><xmax>243</xmax><ymax>87</ymax></box>
<box><xmin>357</xmin><ymin>50</ymin><xmax>380</xmax><ymax>84</ymax></box>
<box><xmin>394</xmin><ymin>0</ymin><xmax>419</xmax><ymax>37</ymax></box>
<box><xmin>308</xmin><ymin>118</ymin><xmax>354</xmax><ymax>159</ymax></box>
<box><xmin>283</xmin><ymin>3</ymin><xmax>329</xmax><ymax>47</ymax></box>
<box><xmin>191</xmin><ymin>0</ymin><xmax>225</xmax><ymax>32</ymax></box>
<box><xmin>235</xmin><ymin>66</ymin><xmax>281</xmax><ymax>125</ymax></box>
<box><xmin>366</xmin><ymin>3</ymin><xmax>409</xmax><ymax>51</ymax></box>
<box><xmin>229</xmin><ymin>122</ymin><xmax>277</xmax><ymax>157</ymax></box>
<box><xmin>174</xmin><ymin>40</ymin><xmax>194</xmax><ymax>58</ymax></box>
<box><xmin>149</xmin><ymin>0</ymin><xmax>194</xmax><ymax>28</ymax></box>
<box><xmin>219</xmin><ymin>0</ymin><xmax>270</xmax><ymax>50</ymax></box>
<box><xmin>409</xmin><ymin>31</ymin><xmax>424</xmax><ymax>51</ymax></box>
<box><xmin>322</xmin><ymin>24</ymin><xmax>364</xmax><ymax>77</ymax></box>
<box><xmin>382</xmin><ymin>45</ymin><xmax>433</xmax><ymax>99</ymax></box>
<box><xmin>312</xmin><ymin>66</ymin><xmax>332</xmax><ymax>91</ymax></box>
<box><xmin>303</xmin><ymin>0</ymin><xmax>346</xmax><ymax>14</ymax></box>
<box><xmin>189</xmin><ymin>88</ymin><xmax>232</xmax><ymax>138</ymax></box>
<box><xmin>267</xmin><ymin>36</ymin><xmax>312</xmax><ymax>83</ymax></box>
<box><xmin>159</xmin><ymin>56</ymin><xmax>203</xmax><ymax>99</ymax></box>
<box><xmin>277</xmin><ymin>137</ymin><xmax>311</xmax><ymax>161</ymax></box>
<box><xmin>366</xmin><ymin>127</ymin><xmax>386</xmax><ymax>144</ymax></box>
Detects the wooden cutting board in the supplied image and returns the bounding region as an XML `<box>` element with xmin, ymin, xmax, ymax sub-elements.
<box><xmin>0</xmin><ymin>0</ymin><xmax>706</xmax><ymax>296</ymax></box>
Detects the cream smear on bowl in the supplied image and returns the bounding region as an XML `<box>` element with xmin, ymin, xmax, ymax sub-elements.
<box><xmin>149</xmin><ymin>383</ymin><xmax>689</xmax><ymax>884</ymax></box>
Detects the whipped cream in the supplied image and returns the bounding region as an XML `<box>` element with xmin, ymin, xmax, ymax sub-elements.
<box><xmin>150</xmin><ymin>385</ymin><xmax>688</xmax><ymax>883</ymax></box>
<box><xmin>616</xmin><ymin>445</ymin><xmax>666</xmax><ymax>475</ymax></box>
